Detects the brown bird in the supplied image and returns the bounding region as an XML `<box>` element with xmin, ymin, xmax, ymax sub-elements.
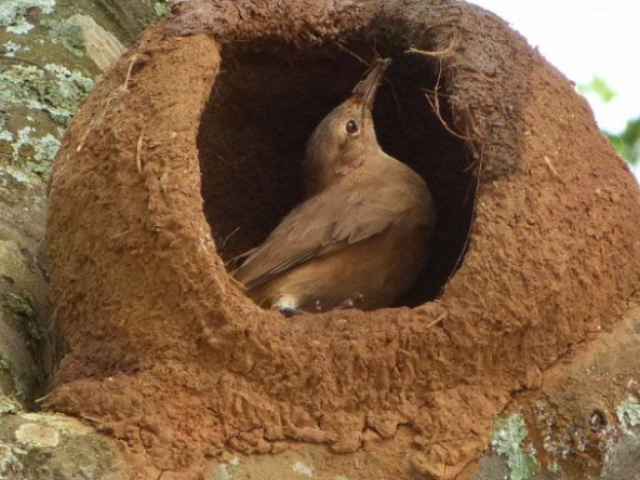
<box><xmin>233</xmin><ymin>59</ymin><xmax>436</xmax><ymax>315</ymax></box>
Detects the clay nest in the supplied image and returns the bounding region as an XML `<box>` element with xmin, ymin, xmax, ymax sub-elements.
<box><xmin>45</xmin><ymin>1</ymin><xmax>640</xmax><ymax>479</ymax></box>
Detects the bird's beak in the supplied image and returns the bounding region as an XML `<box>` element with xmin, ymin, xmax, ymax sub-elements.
<box><xmin>353</xmin><ymin>58</ymin><xmax>391</xmax><ymax>112</ymax></box>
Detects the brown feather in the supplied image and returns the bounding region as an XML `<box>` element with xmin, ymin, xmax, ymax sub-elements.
<box><xmin>233</xmin><ymin>155</ymin><xmax>434</xmax><ymax>294</ymax></box>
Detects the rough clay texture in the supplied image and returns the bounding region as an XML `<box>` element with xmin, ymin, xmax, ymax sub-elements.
<box><xmin>44</xmin><ymin>1</ymin><xmax>640</xmax><ymax>479</ymax></box>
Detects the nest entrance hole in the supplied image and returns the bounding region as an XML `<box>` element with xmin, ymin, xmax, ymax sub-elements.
<box><xmin>197</xmin><ymin>41</ymin><xmax>475</xmax><ymax>307</ymax></box>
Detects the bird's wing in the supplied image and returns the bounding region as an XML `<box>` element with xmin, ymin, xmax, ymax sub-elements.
<box><xmin>232</xmin><ymin>178</ymin><xmax>432</xmax><ymax>291</ymax></box>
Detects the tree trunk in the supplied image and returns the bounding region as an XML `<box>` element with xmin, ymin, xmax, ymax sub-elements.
<box><xmin>0</xmin><ymin>1</ymin><xmax>158</xmax><ymax>477</ymax></box>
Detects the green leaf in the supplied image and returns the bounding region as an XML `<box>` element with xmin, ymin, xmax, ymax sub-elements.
<box><xmin>605</xmin><ymin>116</ymin><xmax>640</xmax><ymax>164</ymax></box>
<box><xmin>578</xmin><ymin>76</ymin><xmax>617</xmax><ymax>103</ymax></box>
<box><xmin>154</xmin><ymin>2</ymin><xmax>170</xmax><ymax>17</ymax></box>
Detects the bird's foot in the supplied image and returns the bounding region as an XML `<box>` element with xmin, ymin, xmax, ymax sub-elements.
<box><xmin>272</xmin><ymin>295</ymin><xmax>305</xmax><ymax>317</ymax></box>
<box><xmin>337</xmin><ymin>299</ymin><xmax>354</xmax><ymax>310</ymax></box>
<box><xmin>336</xmin><ymin>294</ymin><xmax>364</xmax><ymax>310</ymax></box>
<box><xmin>279</xmin><ymin>306</ymin><xmax>305</xmax><ymax>317</ymax></box>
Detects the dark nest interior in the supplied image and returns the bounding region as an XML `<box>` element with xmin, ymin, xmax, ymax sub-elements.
<box><xmin>197</xmin><ymin>41</ymin><xmax>475</xmax><ymax>307</ymax></box>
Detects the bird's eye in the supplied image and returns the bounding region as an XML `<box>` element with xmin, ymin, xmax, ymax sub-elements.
<box><xmin>345</xmin><ymin>120</ymin><xmax>359</xmax><ymax>135</ymax></box>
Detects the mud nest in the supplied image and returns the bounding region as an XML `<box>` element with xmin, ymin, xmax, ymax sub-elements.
<box><xmin>45</xmin><ymin>1</ymin><xmax>640</xmax><ymax>479</ymax></box>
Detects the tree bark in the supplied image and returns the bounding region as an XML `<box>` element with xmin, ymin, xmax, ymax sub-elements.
<box><xmin>0</xmin><ymin>1</ymin><xmax>157</xmax><ymax>477</ymax></box>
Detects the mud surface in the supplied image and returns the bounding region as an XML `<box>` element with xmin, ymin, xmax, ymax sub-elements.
<box><xmin>45</xmin><ymin>0</ymin><xmax>640</xmax><ymax>479</ymax></box>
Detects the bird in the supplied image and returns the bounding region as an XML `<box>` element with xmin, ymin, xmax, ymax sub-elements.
<box><xmin>232</xmin><ymin>58</ymin><xmax>436</xmax><ymax>315</ymax></box>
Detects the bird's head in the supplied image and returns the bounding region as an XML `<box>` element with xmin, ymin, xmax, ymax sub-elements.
<box><xmin>304</xmin><ymin>58</ymin><xmax>391</xmax><ymax>196</ymax></box>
